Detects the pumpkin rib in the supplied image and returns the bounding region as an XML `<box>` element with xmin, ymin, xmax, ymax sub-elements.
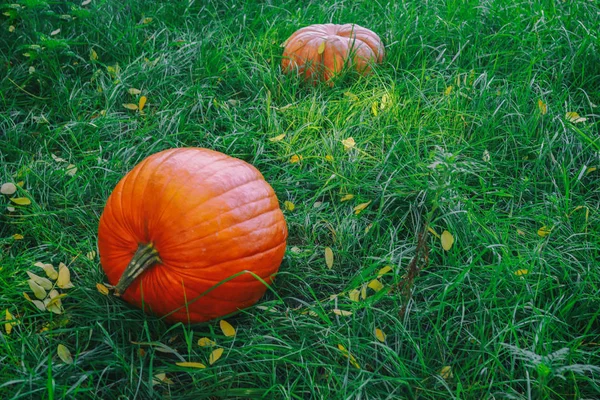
<box><xmin>162</xmin><ymin>239</ymin><xmax>286</xmax><ymax>277</ymax></box>
<box><xmin>156</xmin><ymin>193</ymin><xmax>278</xmax><ymax>250</ymax></box>
<box><xmin>141</xmin><ymin>152</ymin><xmax>235</xmax><ymax>236</ymax></box>
<box><xmin>138</xmin><ymin>149</ymin><xmax>203</xmax><ymax>240</ymax></box>
<box><xmin>151</xmin><ymin>176</ymin><xmax>265</xmax><ymax>238</ymax></box>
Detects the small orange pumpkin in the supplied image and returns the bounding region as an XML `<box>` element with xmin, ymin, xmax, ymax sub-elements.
<box><xmin>97</xmin><ymin>148</ymin><xmax>288</xmax><ymax>323</ymax></box>
<box><xmin>281</xmin><ymin>23</ymin><xmax>384</xmax><ymax>83</ymax></box>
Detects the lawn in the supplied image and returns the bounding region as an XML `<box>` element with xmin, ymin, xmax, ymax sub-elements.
<box><xmin>1</xmin><ymin>0</ymin><xmax>599</xmax><ymax>398</ymax></box>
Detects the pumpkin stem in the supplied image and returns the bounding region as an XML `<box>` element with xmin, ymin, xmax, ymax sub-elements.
<box><xmin>114</xmin><ymin>243</ymin><xmax>161</xmax><ymax>296</ymax></box>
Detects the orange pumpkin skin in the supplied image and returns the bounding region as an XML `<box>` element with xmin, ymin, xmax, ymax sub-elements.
<box><xmin>281</xmin><ymin>23</ymin><xmax>384</xmax><ymax>83</ymax></box>
<box><xmin>97</xmin><ymin>148</ymin><xmax>288</xmax><ymax>323</ymax></box>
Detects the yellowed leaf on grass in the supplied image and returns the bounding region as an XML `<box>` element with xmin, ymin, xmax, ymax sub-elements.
<box><xmin>289</xmin><ymin>154</ymin><xmax>302</xmax><ymax>164</ymax></box>
<box><xmin>86</xmin><ymin>251</ymin><xmax>96</xmax><ymax>260</ymax></box>
<box><xmin>123</xmin><ymin>103</ymin><xmax>138</xmax><ymax>111</ymax></box>
<box><xmin>28</xmin><ymin>279</ymin><xmax>47</xmax><ymax>300</ymax></box>
<box><xmin>198</xmin><ymin>337</ymin><xmax>216</xmax><ymax>347</ymax></box>
<box><xmin>96</xmin><ymin>283</ymin><xmax>109</xmax><ymax>295</ymax></box>
<box><xmin>26</xmin><ymin>271</ymin><xmax>53</xmax><ymax>290</ymax></box>
<box><xmin>152</xmin><ymin>373</ymin><xmax>174</xmax><ymax>385</ymax></box>
<box><xmin>128</xmin><ymin>88</ymin><xmax>141</xmax><ymax>95</ymax></box>
<box><xmin>340</xmin><ymin>194</ymin><xmax>354</xmax><ymax>202</ymax></box>
<box><xmin>338</xmin><ymin>344</ymin><xmax>360</xmax><ymax>368</ymax></box>
<box><xmin>65</xmin><ymin>164</ymin><xmax>77</xmax><ymax>176</ymax></box>
<box><xmin>445</xmin><ymin>86</ymin><xmax>453</xmax><ymax>96</ymax></box>
<box><xmin>5</xmin><ymin>309</ymin><xmax>17</xmax><ymax>335</ymax></box>
<box><xmin>324</xmin><ymin>247</ymin><xmax>334</xmax><ymax>269</ymax></box>
<box><xmin>139</xmin><ymin>96</ymin><xmax>147</xmax><ymax>111</ymax></box>
<box><xmin>342</xmin><ymin>137</ymin><xmax>355</xmax><ymax>151</ymax></box>
<box><xmin>1</xmin><ymin>182</ymin><xmax>17</xmax><ymax>195</ymax></box>
<box><xmin>57</xmin><ymin>263</ymin><xmax>74</xmax><ymax>289</ymax></box>
<box><xmin>344</xmin><ymin>91</ymin><xmax>359</xmax><ymax>101</ymax></box>
<box><xmin>142</xmin><ymin>17</ymin><xmax>153</xmax><ymax>24</ymax></box>
<box><xmin>50</xmin><ymin>28</ymin><xmax>60</xmax><ymax>36</ymax></box>
<box><xmin>82</xmin><ymin>0</ymin><xmax>92</xmax><ymax>6</ymax></box>
<box><xmin>269</xmin><ymin>133</ymin><xmax>286</xmax><ymax>142</ymax></box>
<box><xmin>566</xmin><ymin>111</ymin><xmax>586</xmax><ymax>123</ymax></box>
<box><xmin>371</xmin><ymin>102</ymin><xmax>378</xmax><ymax>116</ymax></box>
<box><xmin>209</xmin><ymin>348</ymin><xmax>224</xmax><ymax>365</ymax></box>
<box><xmin>10</xmin><ymin>197</ymin><xmax>31</xmax><ymax>206</ymax></box>
<box><xmin>586</xmin><ymin>166</ymin><xmax>596</xmax><ymax>175</ymax></box>
<box><xmin>24</xmin><ymin>293</ymin><xmax>46</xmax><ymax>311</ymax></box>
<box><xmin>441</xmin><ymin>230</ymin><xmax>454</xmax><ymax>251</ymax></box>
<box><xmin>219</xmin><ymin>320</ymin><xmax>236</xmax><ymax>337</ymax></box>
<box><xmin>12</xmin><ymin>234</ymin><xmax>23</xmax><ymax>240</ymax></box>
<box><xmin>380</xmin><ymin>94</ymin><xmax>390</xmax><ymax>110</ymax></box>
<box><xmin>517</xmin><ymin>229</ymin><xmax>526</xmax><ymax>236</ymax></box>
<box><xmin>176</xmin><ymin>361</ymin><xmax>206</xmax><ymax>369</ymax></box>
<box><xmin>354</xmin><ymin>201</ymin><xmax>371</xmax><ymax>215</ymax></box>
<box><xmin>34</xmin><ymin>262</ymin><xmax>58</xmax><ymax>280</ymax></box>
<box><xmin>368</xmin><ymin>279</ymin><xmax>383</xmax><ymax>292</ymax></box>
<box><xmin>90</xmin><ymin>48</ymin><xmax>98</xmax><ymax>61</ymax></box>
<box><xmin>360</xmin><ymin>283</ymin><xmax>367</xmax><ymax>300</ymax></box>
<box><xmin>332</xmin><ymin>309</ymin><xmax>352</xmax><ymax>316</ymax></box>
<box><xmin>538</xmin><ymin>99</ymin><xmax>547</xmax><ymax>115</ymax></box>
<box><xmin>325</xmin><ymin>155</ymin><xmax>334</xmax><ymax>162</ymax></box>
<box><xmin>317</xmin><ymin>41</ymin><xmax>326</xmax><ymax>55</ymax></box>
<box><xmin>440</xmin><ymin>365</ymin><xmax>453</xmax><ymax>380</ymax></box>
<box><xmin>57</xmin><ymin>344</ymin><xmax>73</xmax><ymax>364</ymax></box>
<box><xmin>284</xmin><ymin>201</ymin><xmax>295</xmax><ymax>211</ymax></box>
<box><xmin>514</xmin><ymin>269</ymin><xmax>529</xmax><ymax>276</ymax></box>
<box><xmin>365</xmin><ymin>223</ymin><xmax>373</xmax><ymax>233</ymax></box>
<box><xmin>348</xmin><ymin>289</ymin><xmax>360</xmax><ymax>302</ymax></box>
<box><xmin>8</xmin><ymin>25</ymin><xmax>15</xmax><ymax>33</ymax></box>
<box><xmin>377</xmin><ymin>266</ymin><xmax>393</xmax><ymax>277</ymax></box>
<box><xmin>537</xmin><ymin>226</ymin><xmax>551</xmax><ymax>238</ymax></box>
<box><xmin>375</xmin><ymin>328</ymin><xmax>386</xmax><ymax>342</ymax></box>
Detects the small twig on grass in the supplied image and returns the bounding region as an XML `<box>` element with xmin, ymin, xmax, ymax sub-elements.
<box><xmin>398</xmin><ymin>225</ymin><xmax>430</xmax><ymax>318</ymax></box>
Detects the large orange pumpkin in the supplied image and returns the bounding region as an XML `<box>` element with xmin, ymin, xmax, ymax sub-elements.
<box><xmin>281</xmin><ymin>23</ymin><xmax>384</xmax><ymax>83</ymax></box>
<box><xmin>97</xmin><ymin>148</ymin><xmax>288</xmax><ymax>323</ymax></box>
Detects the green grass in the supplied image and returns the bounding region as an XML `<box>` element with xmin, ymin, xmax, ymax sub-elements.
<box><xmin>1</xmin><ymin>0</ymin><xmax>599</xmax><ymax>398</ymax></box>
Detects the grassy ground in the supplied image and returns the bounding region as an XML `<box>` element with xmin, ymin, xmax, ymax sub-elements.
<box><xmin>1</xmin><ymin>0</ymin><xmax>599</xmax><ymax>398</ymax></box>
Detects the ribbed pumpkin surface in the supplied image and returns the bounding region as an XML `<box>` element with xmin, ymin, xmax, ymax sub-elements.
<box><xmin>282</xmin><ymin>23</ymin><xmax>384</xmax><ymax>82</ymax></box>
<box><xmin>97</xmin><ymin>148</ymin><xmax>288</xmax><ymax>323</ymax></box>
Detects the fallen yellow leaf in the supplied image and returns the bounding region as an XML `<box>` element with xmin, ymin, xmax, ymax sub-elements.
<box><xmin>353</xmin><ymin>201</ymin><xmax>371</xmax><ymax>215</ymax></box>
<box><xmin>337</xmin><ymin>344</ymin><xmax>360</xmax><ymax>368</ymax></box>
<box><xmin>34</xmin><ymin>262</ymin><xmax>58</xmax><ymax>280</ymax></box>
<box><xmin>538</xmin><ymin>99</ymin><xmax>547</xmax><ymax>115</ymax></box>
<box><xmin>324</xmin><ymin>247</ymin><xmax>334</xmax><ymax>269</ymax></box>
<box><xmin>284</xmin><ymin>201</ymin><xmax>295</xmax><ymax>211</ymax></box>
<box><xmin>198</xmin><ymin>337</ymin><xmax>216</xmax><ymax>347</ymax></box>
<box><xmin>57</xmin><ymin>263</ymin><xmax>74</xmax><ymax>289</ymax></box>
<box><xmin>57</xmin><ymin>344</ymin><xmax>73</xmax><ymax>364</ymax></box>
<box><xmin>332</xmin><ymin>309</ymin><xmax>352</xmax><ymax>316</ymax></box>
<box><xmin>514</xmin><ymin>269</ymin><xmax>529</xmax><ymax>276</ymax></box>
<box><xmin>445</xmin><ymin>86</ymin><xmax>453</xmax><ymax>96</ymax></box>
<box><xmin>128</xmin><ymin>88</ymin><xmax>141</xmax><ymax>95</ymax></box>
<box><xmin>209</xmin><ymin>348</ymin><xmax>224</xmax><ymax>365</ymax></box>
<box><xmin>441</xmin><ymin>230</ymin><xmax>454</xmax><ymax>251</ymax></box>
<box><xmin>123</xmin><ymin>103</ymin><xmax>138</xmax><ymax>111</ymax></box>
<box><xmin>375</xmin><ymin>328</ymin><xmax>386</xmax><ymax>342</ymax></box>
<box><xmin>5</xmin><ymin>309</ymin><xmax>17</xmax><ymax>335</ymax></box>
<box><xmin>377</xmin><ymin>266</ymin><xmax>393</xmax><ymax>277</ymax></box>
<box><xmin>440</xmin><ymin>365</ymin><xmax>453</xmax><ymax>380</ymax></box>
<box><xmin>340</xmin><ymin>194</ymin><xmax>354</xmax><ymax>202</ymax></box>
<box><xmin>537</xmin><ymin>226</ymin><xmax>551</xmax><ymax>238</ymax></box>
<box><xmin>176</xmin><ymin>362</ymin><xmax>206</xmax><ymax>369</ymax></box>
<box><xmin>367</xmin><ymin>279</ymin><xmax>384</xmax><ymax>292</ymax></box>
<box><xmin>10</xmin><ymin>197</ymin><xmax>31</xmax><ymax>206</ymax></box>
<box><xmin>12</xmin><ymin>234</ymin><xmax>23</xmax><ymax>240</ymax></box>
<box><xmin>96</xmin><ymin>283</ymin><xmax>109</xmax><ymax>295</ymax></box>
<box><xmin>269</xmin><ymin>133</ymin><xmax>286</xmax><ymax>142</ymax></box>
<box><xmin>348</xmin><ymin>289</ymin><xmax>360</xmax><ymax>302</ymax></box>
<box><xmin>342</xmin><ymin>137</ymin><xmax>355</xmax><ymax>151</ymax></box>
<box><xmin>219</xmin><ymin>320</ymin><xmax>236</xmax><ymax>337</ymax></box>
<box><xmin>139</xmin><ymin>96</ymin><xmax>147</xmax><ymax>111</ymax></box>
<box><xmin>289</xmin><ymin>154</ymin><xmax>302</xmax><ymax>164</ymax></box>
